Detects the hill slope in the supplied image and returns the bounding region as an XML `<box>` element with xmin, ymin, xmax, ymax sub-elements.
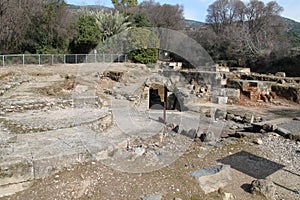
<box><xmin>283</xmin><ymin>17</ymin><xmax>300</xmax><ymax>36</ymax></box>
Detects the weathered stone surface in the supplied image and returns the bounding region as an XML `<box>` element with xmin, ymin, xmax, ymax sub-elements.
<box><xmin>134</xmin><ymin>147</ymin><xmax>146</xmax><ymax>156</ymax></box>
<box><xmin>232</xmin><ymin>67</ymin><xmax>251</xmax><ymax>73</ymax></box>
<box><xmin>277</xmin><ymin>120</ymin><xmax>300</xmax><ymax>140</ymax></box>
<box><xmin>190</xmin><ymin>165</ymin><xmax>231</xmax><ymax>194</ymax></box>
<box><xmin>201</xmin><ymin>131</ymin><xmax>216</xmax><ymax>143</ymax></box>
<box><xmin>252</xmin><ymin>118</ymin><xmax>292</xmax><ymax>133</ymax></box>
<box><xmin>213</xmin><ymin>88</ymin><xmax>240</xmax><ymax>102</ymax></box>
<box><xmin>250</xmin><ymin>179</ymin><xmax>276</xmax><ymax>200</ymax></box>
<box><xmin>0</xmin><ymin>160</ymin><xmax>33</xmax><ymax>186</ymax></box>
<box><xmin>276</xmin><ymin>127</ymin><xmax>292</xmax><ymax>138</ymax></box>
<box><xmin>214</xmin><ymin>109</ymin><xmax>227</xmax><ymax>120</ymax></box>
<box><xmin>243</xmin><ymin>113</ymin><xmax>255</xmax><ymax>124</ymax></box>
<box><xmin>219</xmin><ymin>190</ymin><xmax>235</xmax><ymax>200</ymax></box>
<box><xmin>226</xmin><ymin>113</ymin><xmax>235</xmax><ymax>121</ymax></box>
<box><xmin>275</xmin><ymin>72</ymin><xmax>286</xmax><ymax>78</ymax></box>
<box><xmin>0</xmin><ymin>181</ymin><xmax>33</xmax><ymax>198</ymax></box>
<box><xmin>253</xmin><ymin>138</ymin><xmax>263</xmax><ymax>145</ymax></box>
<box><xmin>140</xmin><ymin>193</ymin><xmax>162</xmax><ymax>200</ymax></box>
<box><xmin>180</xmin><ymin>129</ymin><xmax>197</xmax><ymax>139</ymax></box>
<box><xmin>2</xmin><ymin>108</ymin><xmax>112</xmax><ymax>134</ymax></box>
<box><xmin>103</xmin><ymin>70</ymin><xmax>124</xmax><ymax>82</ymax></box>
<box><xmin>271</xmin><ymin>84</ymin><xmax>300</xmax><ymax>104</ymax></box>
<box><xmin>212</xmin><ymin>96</ymin><xmax>228</xmax><ymax>104</ymax></box>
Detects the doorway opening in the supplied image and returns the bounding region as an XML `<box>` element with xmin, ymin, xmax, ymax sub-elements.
<box><xmin>148</xmin><ymin>84</ymin><xmax>181</xmax><ymax>111</ymax></box>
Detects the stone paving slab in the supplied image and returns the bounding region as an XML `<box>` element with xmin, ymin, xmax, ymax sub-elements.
<box><xmin>3</xmin><ymin>107</ymin><xmax>110</xmax><ymax>133</ymax></box>
<box><xmin>252</xmin><ymin>118</ymin><xmax>293</xmax><ymax>127</ymax></box>
<box><xmin>277</xmin><ymin>120</ymin><xmax>300</xmax><ymax>140</ymax></box>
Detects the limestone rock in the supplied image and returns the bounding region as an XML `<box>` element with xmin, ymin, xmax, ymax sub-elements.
<box><xmin>140</xmin><ymin>193</ymin><xmax>162</xmax><ymax>200</ymax></box>
<box><xmin>222</xmin><ymin>192</ymin><xmax>235</xmax><ymax>200</ymax></box>
<box><xmin>190</xmin><ymin>165</ymin><xmax>232</xmax><ymax>194</ymax></box>
<box><xmin>199</xmin><ymin>131</ymin><xmax>216</xmax><ymax>143</ymax></box>
<box><xmin>253</xmin><ymin>138</ymin><xmax>263</xmax><ymax>145</ymax></box>
<box><xmin>226</xmin><ymin>113</ymin><xmax>235</xmax><ymax>121</ymax></box>
<box><xmin>134</xmin><ymin>147</ymin><xmax>146</xmax><ymax>156</ymax></box>
<box><xmin>181</xmin><ymin>129</ymin><xmax>197</xmax><ymax>139</ymax></box>
<box><xmin>250</xmin><ymin>179</ymin><xmax>276</xmax><ymax>200</ymax></box>
<box><xmin>275</xmin><ymin>72</ymin><xmax>286</xmax><ymax>77</ymax></box>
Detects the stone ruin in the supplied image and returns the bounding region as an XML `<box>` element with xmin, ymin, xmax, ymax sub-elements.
<box><xmin>216</xmin><ymin>66</ymin><xmax>300</xmax><ymax>104</ymax></box>
<box><xmin>0</xmin><ymin>62</ymin><xmax>299</xmax><ymax>198</ymax></box>
<box><xmin>160</xmin><ymin>64</ymin><xmax>300</xmax><ymax>105</ymax></box>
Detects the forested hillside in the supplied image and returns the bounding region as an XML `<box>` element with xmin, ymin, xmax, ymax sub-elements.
<box><xmin>0</xmin><ymin>0</ymin><xmax>299</xmax><ymax>75</ymax></box>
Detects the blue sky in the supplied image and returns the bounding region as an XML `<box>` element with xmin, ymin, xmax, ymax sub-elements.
<box><xmin>66</xmin><ymin>0</ymin><xmax>300</xmax><ymax>22</ymax></box>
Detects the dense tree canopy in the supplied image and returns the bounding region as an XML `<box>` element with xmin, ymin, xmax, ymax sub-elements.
<box><xmin>112</xmin><ymin>0</ymin><xmax>138</xmax><ymax>11</ymax></box>
<box><xmin>126</xmin><ymin>27</ymin><xmax>160</xmax><ymax>64</ymax></box>
<box><xmin>206</xmin><ymin>0</ymin><xmax>284</xmax><ymax>58</ymax></box>
<box><xmin>1</xmin><ymin>0</ymin><xmax>298</xmax><ymax>70</ymax></box>
<box><xmin>130</xmin><ymin>0</ymin><xmax>185</xmax><ymax>30</ymax></box>
<box><xmin>0</xmin><ymin>0</ymin><xmax>73</xmax><ymax>54</ymax></box>
<box><xmin>69</xmin><ymin>14</ymin><xmax>101</xmax><ymax>54</ymax></box>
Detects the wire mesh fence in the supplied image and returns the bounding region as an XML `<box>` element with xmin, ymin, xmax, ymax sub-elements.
<box><xmin>0</xmin><ymin>53</ymin><xmax>128</xmax><ymax>67</ymax></box>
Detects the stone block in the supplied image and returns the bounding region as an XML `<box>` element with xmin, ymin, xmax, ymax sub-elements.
<box><xmin>250</xmin><ymin>179</ymin><xmax>276</xmax><ymax>200</ymax></box>
<box><xmin>275</xmin><ymin>72</ymin><xmax>286</xmax><ymax>77</ymax></box>
<box><xmin>212</xmin><ymin>96</ymin><xmax>228</xmax><ymax>104</ymax></box>
<box><xmin>216</xmin><ymin>66</ymin><xmax>230</xmax><ymax>72</ymax></box>
<box><xmin>140</xmin><ymin>193</ymin><xmax>162</xmax><ymax>200</ymax></box>
<box><xmin>190</xmin><ymin>165</ymin><xmax>232</xmax><ymax>194</ymax></box>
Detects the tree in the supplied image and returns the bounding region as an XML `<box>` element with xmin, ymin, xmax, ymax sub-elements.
<box><xmin>205</xmin><ymin>0</ymin><xmax>285</xmax><ymax>61</ymax></box>
<box><xmin>127</xmin><ymin>12</ymin><xmax>154</xmax><ymax>27</ymax></box>
<box><xmin>111</xmin><ymin>0</ymin><xmax>138</xmax><ymax>13</ymax></box>
<box><xmin>69</xmin><ymin>14</ymin><xmax>102</xmax><ymax>54</ymax></box>
<box><xmin>206</xmin><ymin>0</ymin><xmax>246</xmax><ymax>34</ymax></box>
<box><xmin>126</xmin><ymin>27</ymin><xmax>159</xmax><ymax>64</ymax></box>
<box><xmin>0</xmin><ymin>0</ymin><xmax>30</xmax><ymax>53</ymax></box>
<box><xmin>0</xmin><ymin>0</ymin><xmax>74</xmax><ymax>54</ymax></box>
<box><xmin>93</xmin><ymin>10</ymin><xmax>131</xmax><ymax>42</ymax></box>
<box><xmin>130</xmin><ymin>0</ymin><xmax>185</xmax><ymax>30</ymax></box>
<box><xmin>22</xmin><ymin>0</ymin><xmax>74</xmax><ymax>54</ymax></box>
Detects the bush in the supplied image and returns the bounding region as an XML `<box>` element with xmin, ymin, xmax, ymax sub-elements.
<box><xmin>126</xmin><ymin>27</ymin><xmax>159</xmax><ymax>64</ymax></box>
<box><xmin>128</xmin><ymin>48</ymin><xmax>158</xmax><ymax>64</ymax></box>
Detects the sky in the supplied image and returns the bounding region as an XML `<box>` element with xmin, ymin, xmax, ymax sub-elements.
<box><xmin>66</xmin><ymin>0</ymin><xmax>300</xmax><ymax>22</ymax></box>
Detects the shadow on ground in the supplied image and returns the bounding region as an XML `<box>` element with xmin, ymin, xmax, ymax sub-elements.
<box><xmin>217</xmin><ymin>151</ymin><xmax>285</xmax><ymax>179</ymax></box>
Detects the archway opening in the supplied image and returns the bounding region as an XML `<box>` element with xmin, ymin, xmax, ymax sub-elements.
<box><xmin>148</xmin><ymin>84</ymin><xmax>181</xmax><ymax>111</ymax></box>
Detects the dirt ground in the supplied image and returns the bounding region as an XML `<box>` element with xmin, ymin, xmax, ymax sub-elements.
<box><xmin>1</xmin><ymin>136</ymin><xmax>299</xmax><ymax>200</ymax></box>
<box><xmin>0</xmin><ymin>64</ymin><xmax>300</xmax><ymax>200</ymax></box>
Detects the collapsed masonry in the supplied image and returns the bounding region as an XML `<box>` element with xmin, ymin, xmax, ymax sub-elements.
<box><xmin>160</xmin><ymin>63</ymin><xmax>300</xmax><ymax>106</ymax></box>
<box><xmin>218</xmin><ymin>66</ymin><xmax>300</xmax><ymax>104</ymax></box>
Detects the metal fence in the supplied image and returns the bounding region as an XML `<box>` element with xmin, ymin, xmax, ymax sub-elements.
<box><xmin>0</xmin><ymin>53</ymin><xmax>128</xmax><ymax>67</ymax></box>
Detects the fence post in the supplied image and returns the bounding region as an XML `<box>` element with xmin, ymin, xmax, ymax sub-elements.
<box><xmin>94</xmin><ymin>53</ymin><xmax>97</xmax><ymax>63</ymax></box>
<box><xmin>22</xmin><ymin>54</ymin><xmax>25</xmax><ymax>66</ymax></box>
<box><xmin>51</xmin><ymin>55</ymin><xmax>54</xmax><ymax>65</ymax></box>
<box><xmin>38</xmin><ymin>54</ymin><xmax>41</xmax><ymax>65</ymax></box>
<box><xmin>75</xmin><ymin>54</ymin><xmax>78</xmax><ymax>64</ymax></box>
<box><xmin>2</xmin><ymin>55</ymin><xmax>4</xmax><ymax>67</ymax></box>
<box><xmin>64</xmin><ymin>54</ymin><xmax>66</xmax><ymax>64</ymax></box>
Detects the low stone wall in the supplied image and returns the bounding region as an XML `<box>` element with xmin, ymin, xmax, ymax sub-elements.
<box><xmin>241</xmin><ymin>74</ymin><xmax>300</xmax><ymax>84</ymax></box>
<box><xmin>227</xmin><ymin>79</ymin><xmax>273</xmax><ymax>101</ymax></box>
<box><xmin>271</xmin><ymin>84</ymin><xmax>300</xmax><ymax>104</ymax></box>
